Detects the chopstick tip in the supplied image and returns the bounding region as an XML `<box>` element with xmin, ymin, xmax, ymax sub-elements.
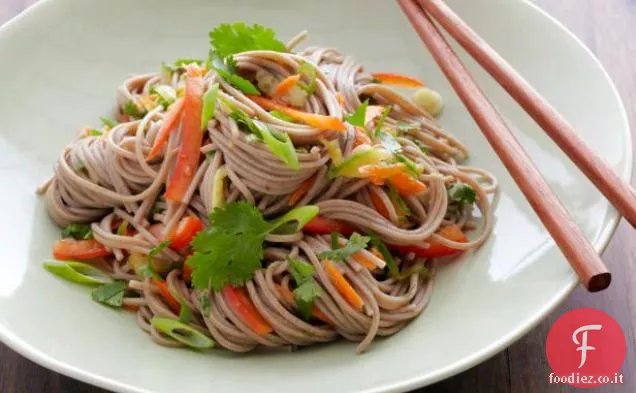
<box><xmin>587</xmin><ymin>272</ymin><xmax>611</xmax><ymax>292</ymax></box>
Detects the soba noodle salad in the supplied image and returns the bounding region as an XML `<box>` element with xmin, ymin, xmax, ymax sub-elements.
<box><xmin>38</xmin><ymin>23</ymin><xmax>496</xmax><ymax>353</ymax></box>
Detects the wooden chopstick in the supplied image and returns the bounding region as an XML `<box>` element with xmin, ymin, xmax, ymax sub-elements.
<box><xmin>418</xmin><ymin>0</ymin><xmax>636</xmax><ymax>228</ymax></box>
<box><xmin>397</xmin><ymin>0</ymin><xmax>611</xmax><ymax>292</ymax></box>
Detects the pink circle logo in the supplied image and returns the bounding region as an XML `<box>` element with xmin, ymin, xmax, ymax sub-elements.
<box><xmin>546</xmin><ymin>308</ymin><xmax>626</xmax><ymax>388</ymax></box>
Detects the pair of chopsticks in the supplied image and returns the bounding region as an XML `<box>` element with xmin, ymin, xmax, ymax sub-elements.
<box><xmin>398</xmin><ymin>0</ymin><xmax>636</xmax><ymax>292</ymax></box>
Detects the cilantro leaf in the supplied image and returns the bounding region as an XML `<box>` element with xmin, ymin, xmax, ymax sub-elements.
<box><xmin>209</xmin><ymin>23</ymin><xmax>286</xmax><ymax>59</ymax></box>
<box><xmin>344</xmin><ymin>99</ymin><xmax>369</xmax><ymax>127</ymax></box>
<box><xmin>188</xmin><ymin>230</ymin><xmax>264</xmax><ymax>291</ymax></box>
<box><xmin>91</xmin><ymin>281</ymin><xmax>127</xmax><ymax>308</ymax></box>
<box><xmin>88</xmin><ymin>129</ymin><xmax>103</xmax><ymax>137</ymax></box>
<box><xmin>294</xmin><ymin>280</ymin><xmax>322</xmax><ymax>319</ymax></box>
<box><xmin>199</xmin><ymin>291</ymin><xmax>211</xmax><ymax>315</ymax></box>
<box><xmin>319</xmin><ymin>233</ymin><xmax>370</xmax><ymax>262</ymax></box>
<box><xmin>206</xmin><ymin>202</ymin><xmax>272</xmax><ymax>237</ymax></box>
<box><xmin>288</xmin><ymin>258</ymin><xmax>321</xmax><ymax>319</ymax></box>
<box><xmin>288</xmin><ymin>258</ymin><xmax>315</xmax><ymax>284</ymax></box>
<box><xmin>448</xmin><ymin>182</ymin><xmax>476</xmax><ymax>206</ymax></box>
<box><xmin>187</xmin><ymin>203</ymin><xmax>319</xmax><ymax>292</ymax></box>
<box><xmin>224</xmin><ymin>55</ymin><xmax>239</xmax><ymax>73</ymax></box>
<box><xmin>188</xmin><ymin>203</ymin><xmax>271</xmax><ymax>291</ymax></box>
<box><xmin>149</xmin><ymin>241</ymin><xmax>171</xmax><ymax>258</ymax></box>
<box><xmin>61</xmin><ymin>223</ymin><xmax>93</xmax><ymax>240</ymax></box>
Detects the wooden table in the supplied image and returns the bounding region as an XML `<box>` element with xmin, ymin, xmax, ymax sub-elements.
<box><xmin>1</xmin><ymin>0</ymin><xmax>634</xmax><ymax>392</ymax></box>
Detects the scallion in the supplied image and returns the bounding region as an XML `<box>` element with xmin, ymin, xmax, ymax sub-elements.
<box><xmin>150</xmin><ymin>317</ymin><xmax>215</xmax><ymax>349</ymax></box>
<box><xmin>43</xmin><ymin>260</ymin><xmax>113</xmax><ymax>286</ymax></box>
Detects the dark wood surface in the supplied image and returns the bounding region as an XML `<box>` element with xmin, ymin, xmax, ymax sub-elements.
<box><xmin>1</xmin><ymin>1</ymin><xmax>635</xmax><ymax>392</ymax></box>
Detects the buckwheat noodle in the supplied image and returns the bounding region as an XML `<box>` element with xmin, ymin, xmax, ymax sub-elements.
<box><xmin>37</xmin><ymin>30</ymin><xmax>497</xmax><ymax>354</ymax></box>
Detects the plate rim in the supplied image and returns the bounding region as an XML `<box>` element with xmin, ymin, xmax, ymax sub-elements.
<box><xmin>0</xmin><ymin>0</ymin><xmax>631</xmax><ymax>392</ymax></box>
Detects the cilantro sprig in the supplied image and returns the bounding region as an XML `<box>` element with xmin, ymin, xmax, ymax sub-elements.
<box><xmin>208</xmin><ymin>22</ymin><xmax>287</xmax><ymax>95</ymax></box>
<box><xmin>288</xmin><ymin>258</ymin><xmax>322</xmax><ymax>319</ymax></box>
<box><xmin>61</xmin><ymin>223</ymin><xmax>93</xmax><ymax>240</ymax></box>
<box><xmin>209</xmin><ymin>23</ymin><xmax>286</xmax><ymax>59</ymax></box>
<box><xmin>187</xmin><ymin>203</ymin><xmax>319</xmax><ymax>291</ymax></box>
<box><xmin>91</xmin><ymin>281</ymin><xmax>128</xmax><ymax>308</ymax></box>
<box><xmin>448</xmin><ymin>182</ymin><xmax>477</xmax><ymax>206</ymax></box>
<box><xmin>319</xmin><ymin>233</ymin><xmax>370</xmax><ymax>262</ymax></box>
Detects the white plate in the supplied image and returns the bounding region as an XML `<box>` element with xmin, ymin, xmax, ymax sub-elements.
<box><xmin>0</xmin><ymin>0</ymin><xmax>630</xmax><ymax>392</ymax></box>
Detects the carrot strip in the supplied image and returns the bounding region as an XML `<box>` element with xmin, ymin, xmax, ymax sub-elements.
<box><xmin>165</xmin><ymin>66</ymin><xmax>205</xmax><ymax>203</ymax></box>
<box><xmin>272</xmin><ymin>74</ymin><xmax>301</xmax><ymax>98</ymax></box>
<box><xmin>324</xmin><ymin>260</ymin><xmax>365</xmax><ymax>312</ymax></box>
<box><xmin>153</xmin><ymin>279</ymin><xmax>181</xmax><ymax>314</ymax></box>
<box><xmin>288</xmin><ymin>175</ymin><xmax>316</xmax><ymax>206</ymax></box>
<box><xmin>369</xmin><ymin>190</ymin><xmax>390</xmax><ymax>219</ymax></box>
<box><xmin>222</xmin><ymin>285</ymin><xmax>273</xmax><ymax>335</ymax></box>
<box><xmin>275</xmin><ymin>284</ymin><xmax>332</xmax><ymax>324</ymax></box>
<box><xmin>249</xmin><ymin>95</ymin><xmax>346</xmax><ymax>132</ymax></box>
<box><xmin>371</xmin><ymin>72</ymin><xmax>425</xmax><ymax>88</ymax></box>
<box><xmin>388</xmin><ymin>172</ymin><xmax>428</xmax><ymax>196</ymax></box>
<box><xmin>352</xmin><ymin>251</ymin><xmax>377</xmax><ymax>270</ymax></box>
<box><xmin>276</xmin><ymin>283</ymin><xmax>295</xmax><ymax>304</ymax></box>
<box><xmin>311</xmin><ymin>305</ymin><xmax>332</xmax><ymax>325</ymax></box>
<box><xmin>371</xmin><ymin>247</ymin><xmax>385</xmax><ymax>261</ymax></box>
<box><xmin>147</xmin><ymin>98</ymin><xmax>184</xmax><ymax>160</ymax></box>
<box><xmin>359</xmin><ymin>164</ymin><xmax>406</xmax><ymax>185</ymax></box>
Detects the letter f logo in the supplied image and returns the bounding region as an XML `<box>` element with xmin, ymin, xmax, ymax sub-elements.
<box><xmin>572</xmin><ymin>324</ymin><xmax>602</xmax><ymax>368</ymax></box>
